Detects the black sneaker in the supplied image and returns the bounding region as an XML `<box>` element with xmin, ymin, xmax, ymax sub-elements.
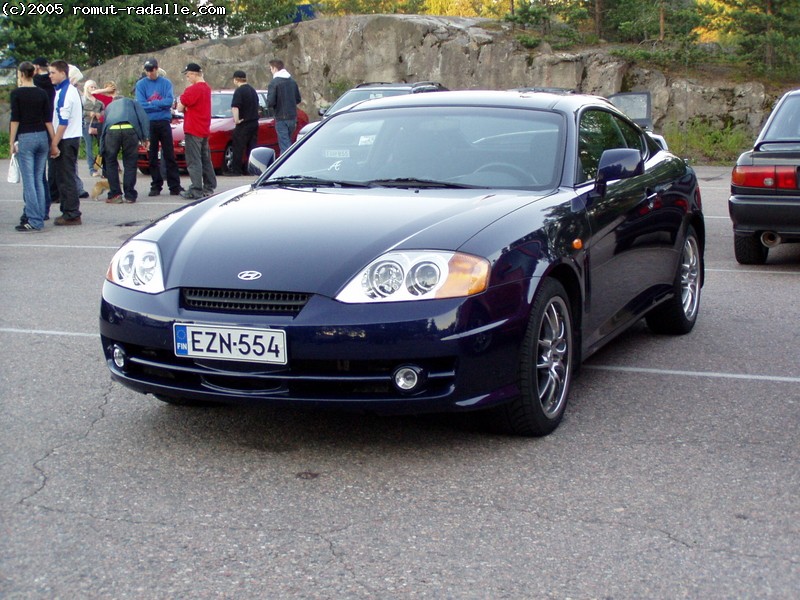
<box><xmin>148</xmin><ymin>189</ymin><xmax>161</xmax><ymax>197</ymax></box>
<box><xmin>15</xmin><ymin>223</ymin><xmax>43</xmax><ymax>232</ymax></box>
<box><xmin>79</xmin><ymin>191</ymin><xmax>89</xmax><ymax>199</ymax></box>
<box><xmin>170</xmin><ymin>188</ymin><xmax>185</xmax><ymax>196</ymax></box>
<box><xmin>124</xmin><ymin>198</ymin><xmax>137</xmax><ymax>203</ymax></box>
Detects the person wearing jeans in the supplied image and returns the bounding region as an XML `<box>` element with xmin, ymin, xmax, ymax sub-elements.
<box><xmin>267</xmin><ymin>59</ymin><xmax>301</xmax><ymax>155</ymax></box>
<box><xmin>9</xmin><ymin>61</ymin><xmax>55</xmax><ymax>232</ymax></box>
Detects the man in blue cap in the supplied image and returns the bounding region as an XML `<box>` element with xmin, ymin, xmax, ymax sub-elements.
<box><xmin>135</xmin><ymin>57</ymin><xmax>183</xmax><ymax>196</ymax></box>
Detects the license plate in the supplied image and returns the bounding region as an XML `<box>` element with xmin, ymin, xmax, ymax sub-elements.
<box><xmin>173</xmin><ymin>324</ymin><xmax>287</xmax><ymax>365</ymax></box>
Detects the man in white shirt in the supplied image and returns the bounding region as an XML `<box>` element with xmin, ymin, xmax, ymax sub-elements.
<box><xmin>48</xmin><ymin>59</ymin><xmax>83</xmax><ymax>225</ymax></box>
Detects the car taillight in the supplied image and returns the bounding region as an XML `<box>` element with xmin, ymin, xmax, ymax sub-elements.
<box><xmin>732</xmin><ymin>166</ymin><xmax>798</xmax><ymax>189</ymax></box>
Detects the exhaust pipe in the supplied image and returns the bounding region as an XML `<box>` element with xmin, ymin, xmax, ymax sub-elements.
<box><xmin>760</xmin><ymin>231</ymin><xmax>781</xmax><ymax>247</ymax></box>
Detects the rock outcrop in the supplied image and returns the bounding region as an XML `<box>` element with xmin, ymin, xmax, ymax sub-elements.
<box><xmin>76</xmin><ymin>15</ymin><xmax>782</xmax><ymax>136</ymax></box>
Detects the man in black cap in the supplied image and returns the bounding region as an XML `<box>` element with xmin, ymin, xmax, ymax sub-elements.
<box><xmin>228</xmin><ymin>69</ymin><xmax>259</xmax><ymax>176</ymax></box>
<box><xmin>177</xmin><ymin>63</ymin><xmax>215</xmax><ymax>199</ymax></box>
<box><xmin>134</xmin><ymin>57</ymin><xmax>183</xmax><ymax>196</ymax></box>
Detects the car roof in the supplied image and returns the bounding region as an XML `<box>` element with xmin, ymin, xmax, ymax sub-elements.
<box><xmin>351</xmin><ymin>81</ymin><xmax>447</xmax><ymax>91</ymax></box>
<box><xmin>342</xmin><ymin>89</ymin><xmax>620</xmax><ymax>115</ymax></box>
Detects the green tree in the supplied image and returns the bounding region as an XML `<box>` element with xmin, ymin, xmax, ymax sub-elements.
<box><xmin>219</xmin><ymin>0</ymin><xmax>300</xmax><ymax>36</ymax></box>
<box><xmin>0</xmin><ymin>0</ymin><xmax>300</xmax><ymax>67</ymax></box>
<box><xmin>321</xmin><ymin>0</ymin><xmax>425</xmax><ymax>15</ymax></box>
<box><xmin>699</xmin><ymin>0</ymin><xmax>800</xmax><ymax>72</ymax></box>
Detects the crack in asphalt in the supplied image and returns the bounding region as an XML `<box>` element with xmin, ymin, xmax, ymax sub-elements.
<box><xmin>19</xmin><ymin>378</ymin><xmax>114</xmax><ymax>509</ymax></box>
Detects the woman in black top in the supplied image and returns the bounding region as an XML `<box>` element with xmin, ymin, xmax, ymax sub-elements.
<box><xmin>9</xmin><ymin>61</ymin><xmax>55</xmax><ymax>231</ymax></box>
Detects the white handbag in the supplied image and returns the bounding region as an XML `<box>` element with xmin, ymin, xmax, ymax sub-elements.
<box><xmin>7</xmin><ymin>154</ymin><xmax>20</xmax><ymax>184</ymax></box>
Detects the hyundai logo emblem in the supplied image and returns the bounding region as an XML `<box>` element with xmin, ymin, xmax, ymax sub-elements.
<box><xmin>237</xmin><ymin>270</ymin><xmax>262</xmax><ymax>281</ymax></box>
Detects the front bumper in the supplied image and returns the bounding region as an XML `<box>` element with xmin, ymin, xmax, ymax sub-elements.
<box><xmin>100</xmin><ymin>281</ymin><xmax>531</xmax><ymax>414</ymax></box>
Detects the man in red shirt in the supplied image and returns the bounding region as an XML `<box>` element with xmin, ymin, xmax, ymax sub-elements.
<box><xmin>176</xmin><ymin>63</ymin><xmax>216</xmax><ymax>200</ymax></box>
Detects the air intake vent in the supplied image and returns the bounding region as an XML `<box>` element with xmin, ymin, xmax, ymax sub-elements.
<box><xmin>182</xmin><ymin>288</ymin><xmax>310</xmax><ymax>316</ymax></box>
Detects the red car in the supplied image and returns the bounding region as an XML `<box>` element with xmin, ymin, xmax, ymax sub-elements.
<box><xmin>137</xmin><ymin>89</ymin><xmax>309</xmax><ymax>175</ymax></box>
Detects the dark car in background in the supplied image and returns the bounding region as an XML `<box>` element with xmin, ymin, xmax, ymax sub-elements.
<box><xmin>729</xmin><ymin>88</ymin><xmax>800</xmax><ymax>264</ymax></box>
<box><xmin>296</xmin><ymin>81</ymin><xmax>447</xmax><ymax>140</ymax></box>
<box><xmin>102</xmin><ymin>90</ymin><xmax>703</xmax><ymax>437</ymax></box>
<box><xmin>137</xmin><ymin>90</ymin><xmax>309</xmax><ymax>175</ymax></box>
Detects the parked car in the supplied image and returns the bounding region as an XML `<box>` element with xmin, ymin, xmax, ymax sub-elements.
<box><xmin>137</xmin><ymin>89</ymin><xmax>309</xmax><ymax>175</ymax></box>
<box><xmin>729</xmin><ymin>88</ymin><xmax>800</xmax><ymax>264</ymax></box>
<box><xmin>295</xmin><ymin>81</ymin><xmax>447</xmax><ymax>140</ymax></box>
<box><xmin>101</xmin><ymin>90</ymin><xmax>704</xmax><ymax>437</ymax></box>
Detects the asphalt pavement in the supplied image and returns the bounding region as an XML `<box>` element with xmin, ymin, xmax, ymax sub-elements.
<box><xmin>1</xmin><ymin>162</ymin><xmax>798</xmax><ymax>598</ymax></box>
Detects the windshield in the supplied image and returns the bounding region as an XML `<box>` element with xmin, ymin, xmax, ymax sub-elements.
<box><xmin>267</xmin><ymin>106</ymin><xmax>565</xmax><ymax>190</ymax></box>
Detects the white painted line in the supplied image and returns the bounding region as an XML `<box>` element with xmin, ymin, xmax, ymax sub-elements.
<box><xmin>0</xmin><ymin>327</ymin><xmax>98</xmax><ymax>338</ymax></box>
<box><xmin>586</xmin><ymin>364</ymin><xmax>800</xmax><ymax>384</ymax></box>
<box><xmin>706</xmin><ymin>267</ymin><xmax>800</xmax><ymax>275</ymax></box>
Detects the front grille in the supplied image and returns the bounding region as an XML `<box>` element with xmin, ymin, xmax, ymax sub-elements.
<box><xmin>182</xmin><ymin>288</ymin><xmax>310</xmax><ymax>316</ymax></box>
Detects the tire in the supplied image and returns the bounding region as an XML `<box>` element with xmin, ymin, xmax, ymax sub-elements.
<box><xmin>221</xmin><ymin>143</ymin><xmax>234</xmax><ymax>175</ymax></box>
<box><xmin>489</xmin><ymin>278</ymin><xmax>574</xmax><ymax>437</ymax></box>
<box><xmin>733</xmin><ymin>234</ymin><xmax>768</xmax><ymax>265</ymax></box>
<box><xmin>646</xmin><ymin>226</ymin><xmax>702</xmax><ymax>335</ymax></box>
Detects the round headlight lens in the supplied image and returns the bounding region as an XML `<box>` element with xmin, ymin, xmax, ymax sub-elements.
<box><xmin>136</xmin><ymin>251</ymin><xmax>158</xmax><ymax>284</ymax></box>
<box><xmin>117</xmin><ymin>251</ymin><xmax>135</xmax><ymax>280</ymax></box>
<box><xmin>407</xmin><ymin>261</ymin><xmax>440</xmax><ymax>295</ymax></box>
<box><xmin>364</xmin><ymin>260</ymin><xmax>404</xmax><ymax>297</ymax></box>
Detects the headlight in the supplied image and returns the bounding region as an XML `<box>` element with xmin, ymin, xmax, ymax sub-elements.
<box><xmin>106</xmin><ymin>240</ymin><xmax>165</xmax><ymax>294</ymax></box>
<box><xmin>336</xmin><ymin>251</ymin><xmax>489</xmax><ymax>303</ymax></box>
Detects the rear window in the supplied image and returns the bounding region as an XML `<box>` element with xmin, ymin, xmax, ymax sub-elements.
<box><xmin>762</xmin><ymin>95</ymin><xmax>800</xmax><ymax>142</ymax></box>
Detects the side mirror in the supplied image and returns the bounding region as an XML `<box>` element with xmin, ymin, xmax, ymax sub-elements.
<box><xmin>248</xmin><ymin>147</ymin><xmax>275</xmax><ymax>176</ymax></box>
<box><xmin>593</xmin><ymin>148</ymin><xmax>644</xmax><ymax>197</ymax></box>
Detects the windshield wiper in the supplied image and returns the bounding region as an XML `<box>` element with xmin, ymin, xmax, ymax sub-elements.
<box><xmin>259</xmin><ymin>176</ymin><xmax>371</xmax><ymax>188</ymax></box>
<box><xmin>366</xmin><ymin>177</ymin><xmax>479</xmax><ymax>189</ymax></box>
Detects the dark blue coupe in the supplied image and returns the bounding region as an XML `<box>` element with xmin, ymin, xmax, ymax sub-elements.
<box><xmin>100</xmin><ymin>90</ymin><xmax>704</xmax><ymax>436</ymax></box>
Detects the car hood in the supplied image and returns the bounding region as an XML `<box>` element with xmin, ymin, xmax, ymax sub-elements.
<box><xmin>143</xmin><ymin>185</ymin><xmax>552</xmax><ymax>296</ymax></box>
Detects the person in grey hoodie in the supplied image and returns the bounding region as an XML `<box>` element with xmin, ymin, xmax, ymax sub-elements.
<box><xmin>266</xmin><ymin>59</ymin><xmax>301</xmax><ymax>155</ymax></box>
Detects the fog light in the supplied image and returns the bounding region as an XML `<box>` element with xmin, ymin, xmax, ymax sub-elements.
<box><xmin>112</xmin><ymin>344</ymin><xmax>127</xmax><ymax>369</ymax></box>
<box><xmin>393</xmin><ymin>365</ymin><xmax>426</xmax><ymax>393</ymax></box>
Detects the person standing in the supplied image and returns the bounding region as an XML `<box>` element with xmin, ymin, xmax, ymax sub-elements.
<box><xmin>48</xmin><ymin>59</ymin><xmax>83</xmax><ymax>226</ymax></box>
<box><xmin>99</xmin><ymin>95</ymin><xmax>149</xmax><ymax>203</ymax></box>
<box><xmin>228</xmin><ymin>69</ymin><xmax>259</xmax><ymax>176</ymax></box>
<box><xmin>31</xmin><ymin>57</ymin><xmax>55</xmax><ymax>222</ymax></box>
<box><xmin>82</xmin><ymin>80</ymin><xmax>104</xmax><ymax>176</ymax></box>
<box><xmin>267</xmin><ymin>59</ymin><xmax>301</xmax><ymax>155</ymax></box>
<box><xmin>176</xmin><ymin>63</ymin><xmax>215</xmax><ymax>200</ymax></box>
<box><xmin>135</xmin><ymin>58</ymin><xmax>183</xmax><ymax>196</ymax></box>
<box><xmin>9</xmin><ymin>61</ymin><xmax>56</xmax><ymax>231</ymax></box>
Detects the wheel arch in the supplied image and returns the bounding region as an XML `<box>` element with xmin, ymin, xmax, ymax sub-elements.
<box><xmin>541</xmin><ymin>262</ymin><xmax>584</xmax><ymax>366</ymax></box>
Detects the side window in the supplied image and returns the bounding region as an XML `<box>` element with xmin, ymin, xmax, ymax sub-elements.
<box><xmin>577</xmin><ymin>110</ymin><xmax>626</xmax><ymax>183</ymax></box>
<box><xmin>616</xmin><ymin>116</ymin><xmax>646</xmax><ymax>155</ymax></box>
